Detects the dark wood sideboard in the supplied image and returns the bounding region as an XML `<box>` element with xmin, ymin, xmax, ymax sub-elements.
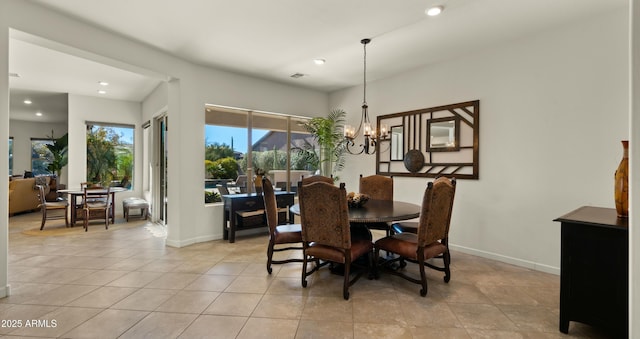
<box><xmin>554</xmin><ymin>206</ymin><xmax>628</xmax><ymax>337</ymax></box>
<box><xmin>222</xmin><ymin>192</ymin><xmax>295</xmax><ymax>243</ymax></box>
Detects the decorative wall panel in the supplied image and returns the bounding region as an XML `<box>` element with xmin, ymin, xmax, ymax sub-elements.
<box><xmin>376</xmin><ymin>100</ymin><xmax>479</xmax><ymax>179</ymax></box>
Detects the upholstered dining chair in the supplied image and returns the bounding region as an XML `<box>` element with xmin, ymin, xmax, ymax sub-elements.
<box><xmin>299</xmin><ymin>181</ymin><xmax>374</xmax><ymax>300</ymax></box>
<box><xmin>359</xmin><ymin>174</ymin><xmax>394</xmax><ymax>235</ymax></box>
<box><xmin>262</xmin><ymin>177</ymin><xmax>303</xmax><ymax>274</ymax></box>
<box><xmin>36</xmin><ymin>185</ymin><xmax>69</xmax><ymax>230</ymax></box>
<box><xmin>374</xmin><ymin>176</ymin><xmax>456</xmax><ymax>296</ymax></box>
<box><xmin>82</xmin><ymin>186</ymin><xmax>111</xmax><ymax>232</ymax></box>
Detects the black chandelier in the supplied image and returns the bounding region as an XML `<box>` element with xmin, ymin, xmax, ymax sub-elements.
<box><xmin>344</xmin><ymin>38</ymin><xmax>388</xmax><ymax>155</ymax></box>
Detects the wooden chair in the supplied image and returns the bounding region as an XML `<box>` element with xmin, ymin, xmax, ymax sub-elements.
<box><xmin>374</xmin><ymin>176</ymin><xmax>456</xmax><ymax>296</ymax></box>
<box><xmin>359</xmin><ymin>174</ymin><xmax>394</xmax><ymax>235</ymax></box>
<box><xmin>262</xmin><ymin>177</ymin><xmax>303</xmax><ymax>274</ymax></box>
<box><xmin>36</xmin><ymin>185</ymin><xmax>69</xmax><ymax>230</ymax></box>
<box><xmin>216</xmin><ymin>184</ymin><xmax>230</xmax><ymax>195</ymax></box>
<box><xmin>82</xmin><ymin>186</ymin><xmax>111</xmax><ymax>232</ymax></box>
<box><xmin>299</xmin><ymin>181</ymin><xmax>373</xmax><ymax>300</ymax></box>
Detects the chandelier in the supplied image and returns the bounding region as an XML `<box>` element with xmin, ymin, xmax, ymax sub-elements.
<box><xmin>344</xmin><ymin>38</ymin><xmax>388</xmax><ymax>155</ymax></box>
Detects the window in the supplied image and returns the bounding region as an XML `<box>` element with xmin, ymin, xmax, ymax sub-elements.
<box><xmin>8</xmin><ymin>137</ymin><xmax>13</xmax><ymax>175</ymax></box>
<box><xmin>86</xmin><ymin>123</ymin><xmax>134</xmax><ymax>189</ymax></box>
<box><xmin>31</xmin><ymin>138</ymin><xmax>54</xmax><ymax>176</ymax></box>
<box><xmin>205</xmin><ymin>107</ymin><xmax>318</xmax><ymax>199</ymax></box>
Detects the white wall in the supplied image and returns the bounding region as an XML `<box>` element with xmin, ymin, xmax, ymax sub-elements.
<box><xmin>68</xmin><ymin>94</ymin><xmax>142</xmax><ymax>215</ymax></box>
<box><xmin>9</xmin><ymin>119</ymin><xmax>67</xmax><ymax>181</ymax></box>
<box><xmin>331</xmin><ymin>8</ymin><xmax>629</xmax><ymax>273</ymax></box>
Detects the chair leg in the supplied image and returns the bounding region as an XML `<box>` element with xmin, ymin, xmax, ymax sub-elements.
<box><xmin>343</xmin><ymin>260</ymin><xmax>351</xmax><ymax>300</ymax></box>
<box><xmin>266</xmin><ymin>240</ymin><xmax>275</xmax><ymax>274</ymax></box>
<box><xmin>40</xmin><ymin>208</ymin><xmax>46</xmax><ymax>230</ymax></box>
<box><xmin>64</xmin><ymin>208</ymin><xmax>69</xmax><ymax>227</ymax></box>
<box><xmin>418</xmin><ymin>252</ymin><xmax>428</xmax><ymax>297</ymax></box>
<box><xmin>443</xmin><ymin>249</ymin><xmax>451</xmax><ymax>283</ymax></box>
<box><xmin>105</xmin><ymin>210</ymin><xmax>109</xmax><ymax>230</ymax></box>
<box><xmin>84</xmin><ymin>210</ymin><xmax>88</xmax><ymax>232</ymax></box>
<box><xmin>301</xmin><ymin>253</ymin><xmax>308</xmax><ymax>288</ymax></box>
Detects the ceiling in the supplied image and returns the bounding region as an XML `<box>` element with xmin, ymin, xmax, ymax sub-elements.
<box><xmin>9</xmin><ymin>0</ymin><xmax>628</xmax><ymax>123</ymax></box>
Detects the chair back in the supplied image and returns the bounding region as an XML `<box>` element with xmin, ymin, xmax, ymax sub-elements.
<box><xmin>299</xmin><ymin>182</ymin><xmax>350</xmax><ymax>249</ymax></box>
<box><xmin>36</xmin><ymin>184</ymin><xmax>46</xmax><ymax>207</ymax></box>
<box><xmin>359</xmin><ymin>174</ymin><xmax>393</xmax><ymax>201</ymax></box>
<box><xmin>216</xmin><ymin>185</ymin><xmax>230</xmax><ymax>195</ymax></box>
<box><xmin>300</xmin><ymin>175</ymin><xmax>333</xmax><ymax>186</ymax></box>
<box><xmin>417</xmin><ymin>177</ymin><xmax>456</xmax><ymax>247</ymax></box>
<box><xmin>261</xmin><ymin>177</ymin><xmax>279</xmax><ymax>235</ymax></box>
<box><xmin>83</xmin><ymin>186</ymin><xmax>111</xmax><ymax>208</ymax></box>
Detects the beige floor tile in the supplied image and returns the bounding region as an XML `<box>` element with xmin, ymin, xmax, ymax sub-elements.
<box><xmin>396</xmin><ymin>294</ymin><xmax>461</xmax><ymax>328</ymax></box>
<box><xmin>138</xmin><ymin>259</ymin><xmax>183</xmax><ymax>272</ymax></box>
<box><xmin>203</xmin><ymin>292</ymin><xmax>262</xmax><ymax>316</ymax></box>
<box><xmin>22</xmin><ymin>284</ymin><xmax>98</xmax><ymax>306</ymax></box>
<box><xmin>236</xmin><ymin>317</ymin><xmax>299</xmax><ymax>339</ymax></box>
<box><xmin>498</xmin><ymin>304</ymin><xmax>560</xmax><ymax>333</ymax></box>
<box><xmin>119</xmin><ymin>312</ymin><xmax>197</xmax><ymax>339</ymax></box>
<box><xmin>106</xmin><ymin>270</ymin><xmax>163</xmax><ymax>288</ymax></box>
<box><xmin>353</xmin><ymin>322</ymin><xmax>413</xmax><ymax>339</ymax></box>
<box><xmin>66</xmin><ymin>269</ymin><xmax>129</xmax><ymax>286</ymax></box>
<box><xmin>206</xmin><ymin>261</ymin><xmax>249</xmax><ymax>275</ymax></box>
<box><xmin>225</xmin><ymin>275</ymin><xmax>272</xmax><ymax>294</ymax></box>
<box><xmin>61</xmin><ymin>309</ymin><xmax>148</xmax><ymax>339</ymax></box>
<box><xmin>295</xmin><ymin>319</ymin><xmax>354</xmax><ymax>339</ymax></box>
<box><xmin>111</xmin><ymin>288</ymin><xmax>177</xmax><ymax>311</ymax></box>
<box><xmin>66</xmin><ymin>286</ymin><xmax>137</xmax><ymax>308</ymax></box>
<box><xmin>409</xmin><ymin>327</ymin><xmax>472</xmax><ymax>339</ymax></box>
<box><xmin>155</xmin><ymin>290</ymin><xmax>219</xmax><ymax>314</ymax></box>
<box><xmin>449</xmin><ymin>303</ymin><xmax>519</xmax><ymax>330</ymax></box>
<box><xmin>252</xmin><ymin>294</ymin><xmax>306</xmax><ymax>319</ymax></box>
<box><xmin>265</xmin><ymin>277</ymin><xmax>310</xmax><ymax>296</ymax></box>
<box><xmin>171</xmin><ymin>260</ymin><xmax>216</xmax><ymax>274</ymax></box>
<box><xmin>0</xmin><ymin>282</ymin><xmax>61</xmax><ymax>304</ymax></box>
<box><xmin>144</xmin><ymin>272</ymin><xmax>200</xmax><ymax>289</ymax></box>
<box><xmin>301</xmin><ymin>296</ymin><xmax>353</xmax><ymax>322</ymax></box>
<box><xmin>179</xmin><ymin>314</ymin><xmax>247</xmax><ymax>338</ymax></box>
<box><xmin>183</xmin><ymin>274</ymin><xmax>236</xmax><ymax>292</ymax></box>
<box><xmin>477</xmin><ymin>285</ymin><xmax>540</xmax><ymax>305</ymax></box>
<box><xmin>104</xmin><ymin>258</ymin><xmax>154</xmax><ymax>271</ymax></box>
<box><xmin>352</xmin><ymin>296</ymin><xmax>406</xmax><ymax>325</ymax></box>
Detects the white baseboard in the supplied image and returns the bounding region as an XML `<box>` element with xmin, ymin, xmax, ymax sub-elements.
<box><xmin>165</xmin><ymin>228</ymin><xmax>268</xmax><ymax>248</ymax></box>
<box><xmin>0</xmin><ymin>284</ymin><xmax>10</xmax><ymax>298</ymax></box>
<box><xmin>449</xmin><ymin>243</ymin><xmax>560</xmax><ymax>275</ymax></box>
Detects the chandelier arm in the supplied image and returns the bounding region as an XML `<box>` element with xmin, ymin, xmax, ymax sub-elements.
<box><xmin>345</xmin><ymin>139</ymin><xmax>365</xmax><ymax>155</ymax></box>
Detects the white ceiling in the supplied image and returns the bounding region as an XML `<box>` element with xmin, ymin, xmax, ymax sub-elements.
<box><xmin>9</xmin><ymin>0</ymin><xmax>628</xmax><ymax>122</ymax></box>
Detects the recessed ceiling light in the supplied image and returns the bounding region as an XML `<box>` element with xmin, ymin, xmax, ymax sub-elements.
<box><xmin>97</xmin><ymin>90</ymin><xmax>107</xmax><ymax>94</ymax></box>
<box><xmin>35</xmin><ymin>112</ymin><xmax>42</xmax><ymax>117</ymax></box>
<box><xmin>313</xmin><ymin>59</ymin><xmax>326</xmax><ymax>65</ymax></box>
<box><xmin>23</xmin><ymin>99</ymin><xmax>32</xmax><ymax>105</ymax></box>
<box><xmin>426</xmin><ymin>5</ymin><xmax>443</xmax><ymax>16</ymax></box>
<box><xmin>98</xmin><ymin>81</ymin><xmax>109</xmax><ymax>86</ymax></box>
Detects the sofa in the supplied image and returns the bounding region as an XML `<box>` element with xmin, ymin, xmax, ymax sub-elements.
<box><xmin>8</xmin><ymin>176</ymin><xmax>58</xmax><ymax>215</ymax></box>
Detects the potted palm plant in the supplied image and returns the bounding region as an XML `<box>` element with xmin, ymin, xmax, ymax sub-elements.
<box><xmin>298</xmin><ymin>109</ymin><xmax>347</xmax><ymax>178</ymax></box>
<box><xmin>45</xmin><ymin>131</ymin><xmax>68</xmax><ymax>181</ymax></box>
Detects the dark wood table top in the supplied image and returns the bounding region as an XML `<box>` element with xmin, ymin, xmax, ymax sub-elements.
<box><xmin>290</xmin><ymin>199</ymin><xmax>421</xmax><ymax>224</ymax></box>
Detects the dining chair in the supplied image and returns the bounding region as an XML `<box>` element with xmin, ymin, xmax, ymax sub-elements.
<box><xmin>299</xmin><ymin>181</ymin><xmax>373</xmax><ymax>300</ymax></box>
<box><xmin>82</xmin><ymin>186</ymin><xmax>112</xmax><ymax>232</ymax></box>
<box><xmin>216</xmin><ymin>184</ymin><xmax>230</xmax><ymax>195</ymax></box>
<box><xmin>374</xmin><ymin>176</ymin><xmax>456</xmax><ymax>296</ymax></box>
<box><xmin>36</xmin><ymin>185</ymin><xmax>69</xmax><ymax>230</ymax></box>
<box><xmin>359</xmin><ymin>174</ymin><xmax>394</xmax><ymax>236</ymax></box>
<box><xmin>262</xmin><ymin>177</ymin><xmax>303</xmax><ymax>274</ymax></box>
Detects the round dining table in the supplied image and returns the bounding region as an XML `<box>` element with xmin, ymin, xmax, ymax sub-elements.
<box><xmin>290</xmin><ymin>199</ymin><xmax>421</xmax><ymax>224</ymax></box>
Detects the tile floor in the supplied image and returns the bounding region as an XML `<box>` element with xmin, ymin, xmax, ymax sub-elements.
<box><xmin>2</xmin><ymin>212</ymin><xmax>614</xmax><ymax>338</ymax></box>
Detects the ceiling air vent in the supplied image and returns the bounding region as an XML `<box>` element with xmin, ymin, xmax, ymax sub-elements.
<box><xmin>9</xmin><ymin>72</ymin><xmax>20</xmax><ymax>78</ymax></box>
<box><xmin>290</xmin><ymin>73</ymin><xmax>305</xmax><ymax>79</ymax></box>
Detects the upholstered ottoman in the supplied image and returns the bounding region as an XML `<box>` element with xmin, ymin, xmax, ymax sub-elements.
<box><xmin>123</xmin><ymin>198</ymin><xmax>149</xmax><ymax>221</ymax></box>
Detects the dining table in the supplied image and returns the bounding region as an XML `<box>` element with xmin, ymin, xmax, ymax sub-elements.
<box><xmin>290</xmin><ymin>199</ymin><xmax>421</xmax><ymax>232</ymax></box>
<box><xmin>57</xmin><ymin>187</ymin><xmax>128</xmax><ymax>225</ymax></box>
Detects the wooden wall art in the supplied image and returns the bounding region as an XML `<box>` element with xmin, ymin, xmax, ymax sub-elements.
<box><xmin>376</xmin><ymin>100</ymin><xmax>479</xmax><ymax>179</ymax></box>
